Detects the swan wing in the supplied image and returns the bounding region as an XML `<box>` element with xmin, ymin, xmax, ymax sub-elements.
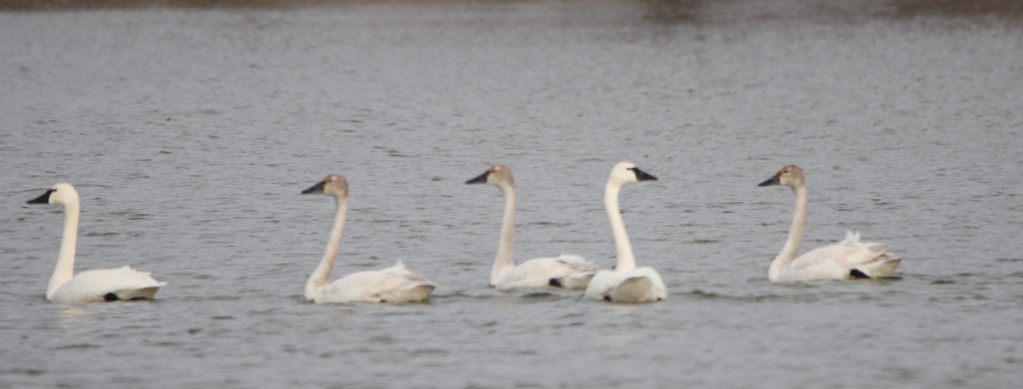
<box><xmin>778</xmin><ymin>231</ymin><xmax>897</xmax><ymax>282</ymax></box>
<box><xmin>555</xmin><ymin>254</ymin><xmax>601</xmax><ymax>272</ymax></box>
<box><xmin>495</xmin><ymin>254</ymin><xmax>597</xmax><ymax>290</ymax></box>
<box><xmin>48</xmin><ymin>265</ymin><xmax>166</xmax><ymax>305</ymax></box>
<box><xmin>315</xmin><ymin>261</ymin><xmax>435</xmax><ymax>304</ymax></box>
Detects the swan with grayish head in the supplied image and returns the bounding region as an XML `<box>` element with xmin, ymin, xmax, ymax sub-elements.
<box><xmin>466</xmin><ymin>165</ymin><xmax>599</xmax><ymax>290</ymax></box>
<box><xmin>584</xmin><ymin>162</ymin><xmax>666</xmax><ymax>303</ymax></box>
<box><xmin>27</xmin><ymin>183</ymin><xmax>166</xmax><ymax>305</ymax></box>
<box><xmin>302</xmin><ymin>175</ymin><xmax>436</xmax><ymax>303</ymax></box>
<box><xmin>758</xmin><ymin>165</ymin><xmax>902</xmax><ymax>282</ymax></box>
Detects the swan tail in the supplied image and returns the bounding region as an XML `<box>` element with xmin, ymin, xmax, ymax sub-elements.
<box><xmin>859</xmin><ymin>256</ymin><xmax>902</xmax><ymax>278</ymax></box>
<box><xmin>106</xmin><ymin>285</ymin><xmax>164</xmax><ymax>301</ymax></box>
<box><xmin>607</xmin><ymin>276</ymin><xmax>655</xmax><ymax>304</ymax></box>
<box><xmin>379</xmin><ymin>260</ymin><xmax>419</xmax><ymax>277</ymax></box>
<box><xmin>842</xmin><ymin>230</ymin><xmax>861</xmax><ymax>243</ymax></box>
<box><xmin>380</xmin><ymin>283</ymin><xmax>435</xmax><ymax>303</ymax></box>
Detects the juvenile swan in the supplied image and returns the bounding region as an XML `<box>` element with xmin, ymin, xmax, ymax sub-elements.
<box><xmin>466</xmin><ymin>165</ymin><xmax>599</xmax><ymax>290</ymax></box>
<box><xmin>759</xmin><ymin>165</ymin><xmax>902</xmax><ymax>282</ymax></box>
<box><xmin>584</xmin><ymin>162</ymin><xmax>666</xmax><ymax>303</ymax></box>
<box><xmin>27</xmin><ymin>183</ymin><xmax>165</xmax><ymax>305</ymax></box>
<box><xmin>302</xmin><ymin>175</ymin><xmax>435</xmax><ymax>303</ymax></box>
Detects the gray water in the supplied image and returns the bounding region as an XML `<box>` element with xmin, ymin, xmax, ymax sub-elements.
<box><xmin>2</xmin><ymin>0</ymin><xmax>1022</xmax><ymax>387</ymax></box>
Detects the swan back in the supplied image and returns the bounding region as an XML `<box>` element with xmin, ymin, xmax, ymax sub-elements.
<box><xmin>48</xmin><ymin>266</ymin><xmax>167</xmax><ymax>305</ymax></box>
<box><xmin>491</xmin><ymin>254</ymin><xmax>600</xmax><ymax>290</ymax></box>
<box><xmin>314</xmin><ymin>261</ymin><xmax>436</xmax><ymax>304</ymax></box>
<box><xmin>773</xmin><ymin>231</ymin><xmax>899</xmax><ymax>282</ymax></box>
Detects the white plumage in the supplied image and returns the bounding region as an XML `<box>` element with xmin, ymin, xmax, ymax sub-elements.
<box><xmin>312</xmin><ymin>260</ymin><xmax>436</xmax><ymax>304</ymax></box>
<box><xmin>584</xmin><ymin>162</ymin><xmax>666</xmax><ymax>303</ymax></box>
<box><xmin>771</xmin><ymin>231</ymin><xmax>901</xmax><ymax>282</ymax></box>
<box><xmin>759</xmin><ymin>165</ymin><xmax>902</xmax><ymax>282</ymax></box>
<box><xmin>28</xmin><ymin>183</ymin><xmax>166</xmax><ymax>305</ymax></box>
<box><xmin>302</xmin><ymin>175</ymin><xmax>435</xmax><ymax>304</ymax></box>
<box><xmin>466</xmin><ymin>165</ymin><xmax>599</xmax><ymax>290</ymax></box>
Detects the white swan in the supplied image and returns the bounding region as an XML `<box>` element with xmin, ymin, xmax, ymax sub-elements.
<box><xmin>758</xmin><ymin>165</ymin><xmax>902</xmax><ymax>282</ymax></box>
<box><xmin>302</xmin><ymin>175</ymin><xmax>436</xmax><ymax>303</ymax></box>
<box><xmin>466</xmin><ymin>165</ymin><xmax>599</xmax><ymax>290</ymax></box>
<box><xmin>584</xmin><ymin>162</ymin><xmax>667</xmax><ymax>303</ymax></box>
<box><xmin>27</xmin><ymin>183</ymin><xmax>166</xmax><ymax>305</ymax></box>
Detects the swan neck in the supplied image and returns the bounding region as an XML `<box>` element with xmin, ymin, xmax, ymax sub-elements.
<box><xmin>770</xmin><ymin>185</ymin><xmax>806</xmax><ymax>281</ymax></box>
<box><xmin>491</xmin><ymin>183</ymin><xmax>516</xmax><ymax>285</ymax></box>
<box><xmin>47</xmin><ymin>201</ymin><xmax>80</xmax><ymax>300</ymax></box>
<box><xmin>606</xmin><ymin>181</ymin><xmax>636</xmax><ymax>272</ymax></box>
<box><xmin>306</xmin><ymin>195</ymin><xmax>348</xmax><ymax>300</ymax></box>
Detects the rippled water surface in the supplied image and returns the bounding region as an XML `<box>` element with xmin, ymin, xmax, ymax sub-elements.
<box><xmin>2</xmin><ymin>1</ymin><xmax>1022</xmax><ymax>387</ymax></box>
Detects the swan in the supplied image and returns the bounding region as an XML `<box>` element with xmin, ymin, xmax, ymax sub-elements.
<box><xmin>301</xmin><ymin>175</ymin><xmax>436</xmax><ymax>304</ymax></box>
<box><xmin>466</xmin><ymin>165</ymin><xmax>599</xmax><ymax>290</ymax></box>
<box><xmin>758</xmin><ymin>165</ymin><xmax>902</xmax><ymax>282</ymax></box>
<box><xmin>584</xmin><ymin>162</ymin><xmax>667</xmax><ymax>303</ymax></box>
<box><xmin>26</xmin><ymin>183</ymin><xmax>166</xmax><ymax>305</ymax></box>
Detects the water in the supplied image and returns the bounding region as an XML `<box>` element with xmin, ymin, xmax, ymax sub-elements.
<box><xmin>2</xmin><ymin>0</ymin><xmax>1022</xmax><ymax>387</ymax></box>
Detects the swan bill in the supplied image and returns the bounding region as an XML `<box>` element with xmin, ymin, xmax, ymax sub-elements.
<box><xmin>627</xmin><ymin>167</ymin><xmax>658</xmax><ymax>182</ymax></box>
<box><xmin>27</xmin><ymin>189</ymin><xmax>56</xmax><ymax>204</ymax></box>
<box><xmin>465</xmin><ymin>171</ymin><xmax>489</xmax><ymax>184</ymax></box>
<box><xmin>302</xmin><ymin>181</ymin><xmax>326</xmax><ymax>194</ymax></box>
<box><xmin>758</xmin><ymin>173</ymin><xmax>781</xmax><ymax>187</ymax></box>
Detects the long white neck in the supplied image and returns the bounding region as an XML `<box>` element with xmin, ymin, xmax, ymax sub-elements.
<box><xmin>306</xmin><ymin>195</ymin><xmax>348</xmax><ymax>300</ymax></box>
<box><xmin>47</xmin><ymin>200</ymin><xmax>80</xmax><ymax>301</ymax></box>
<box><xmin>605</xmin><ymin>181</ymin><xmax>636</xmax><ymax>272</ymax></box>
<box><xmin>769</xmin><ymin>185</ymin><xmax>807</xmax><ymax>282</ymax></box>
<box><xmin>491</xmin><ymin>183</ymin><xmax>516</xmax><ymax>285</ymax></box>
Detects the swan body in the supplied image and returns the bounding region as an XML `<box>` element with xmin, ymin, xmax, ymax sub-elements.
<box><xmin>302</xmin><ymin>175</ymin><xmax>435</xmax><ymax>304</ymax></box>
<box><xmin>467</xmin><ymin>165</ymin><xmax>599</xmax><ymax>290</ymax></box>
<box><xmin>493</xmin><ymin>253</ymin><xmax>598</xmax><ymax>290</ymax></box>
<box><xmin>759</xmin><ymin>165</ymin><xmax>902</xmax><ymax>282</ymax></box>
<box><xmin>27</xmin><ymin>183</ymin><xmax>165</xmax><ymax>305</ymax></box>
<box><xmin>584</xmin><ymin>162</ymin><xmax>666</xmax><ymax>303</ymax></box>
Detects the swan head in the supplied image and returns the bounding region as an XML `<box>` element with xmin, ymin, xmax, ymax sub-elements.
<box><xmin>465</xmin><ymin>165</ymin><xmax>514</xmax><ymax>187</ymax></box>
<box><xmin>759</xmin><ymin>165</ymin><xmax>805</xmax><ymax>188</ymax></box>
<box><xmin>302</xmin><ymin>175</ymin><xmax>348</xmax><ymax>197</ymax></box>
<box><xmin>608</xmin><ymin>162</ymin><xmax>658</xmax><ymax>187</ymax></box>
<box><xmin>27</xmin><ymin>183</ymin><xmax>79</xmax><ymax>206</ymax></box>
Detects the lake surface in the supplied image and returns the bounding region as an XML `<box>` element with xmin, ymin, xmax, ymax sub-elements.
<box><xmin>2</xmin><ymin>0</ymin><xmax>1022</xmax><ymax>387</ymax></box>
